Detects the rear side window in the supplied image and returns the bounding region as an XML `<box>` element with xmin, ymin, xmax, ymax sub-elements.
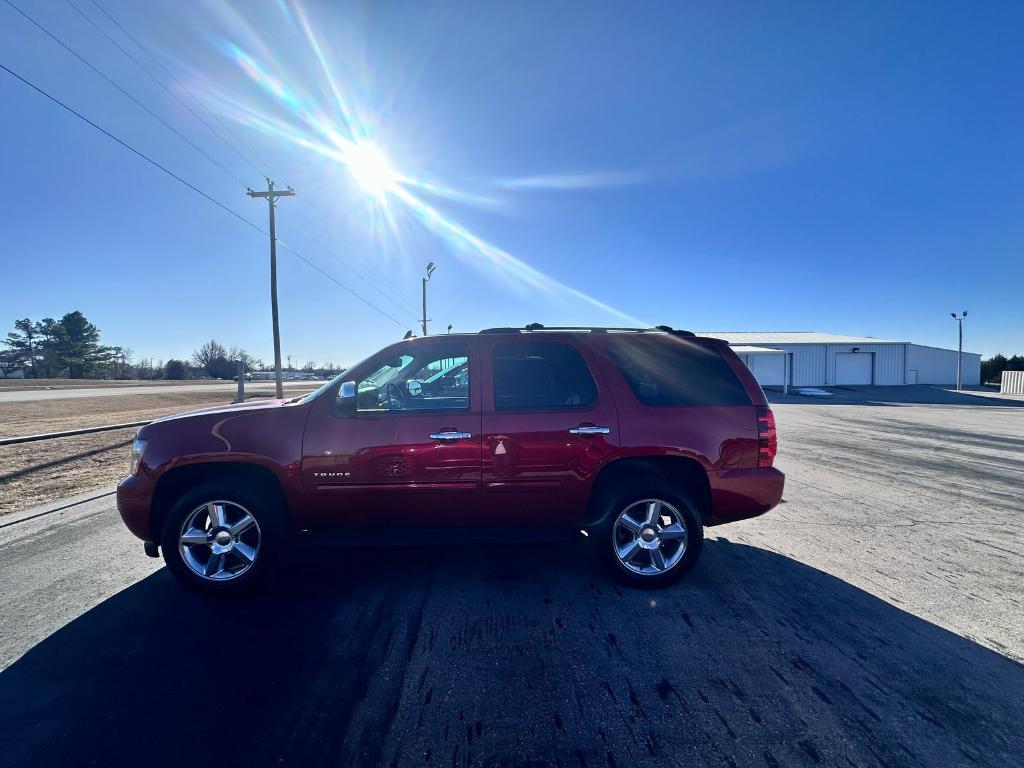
<box><xmin>493</xmin><ymin>341</ymin><xmax>596</xmax><ymax>410</ymax></box>
<box><xmin>605</xmin><ymin>338</ymin><xmax>751</xmax><ymax>406</ymax></box>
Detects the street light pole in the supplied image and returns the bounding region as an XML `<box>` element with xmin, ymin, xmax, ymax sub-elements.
<box><xmin>421</xmin><ymin>261</ymin><xmax>436</xmax><ymax>336</ymax></box>
<box><xmin>247</xmin><ymin>179</ymin><xmax>295</xmax><ymax>399</ymax></box>
<box><xmin>951</xmin><ymin>311</ymin><xmax>968</xmax><ymax>391</ymax></box>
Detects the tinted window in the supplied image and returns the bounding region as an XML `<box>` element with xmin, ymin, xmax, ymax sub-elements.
<box><xmin>493</xmin><ymin>342</ymin><xmax>596</xmax><ymax>410</ymax></box>
<box><xmin>606</xmin><ymin>338</ymin><xmax>751</xmax><ymax>406</ymax></box>
<box><xmin>356</xmin><ymin>342</ymin><xmax>469</xmax><ymax>412</ymax></box>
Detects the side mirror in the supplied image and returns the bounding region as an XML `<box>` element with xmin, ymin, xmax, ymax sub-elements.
<box><xmin>337</xmin><ymin>380</ymin><xmax>357</xmax><ymax>414</ymax></box>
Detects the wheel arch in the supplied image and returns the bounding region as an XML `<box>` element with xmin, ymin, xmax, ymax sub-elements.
<box><xmin>585</xmin><ymin>455</ymin><xmax>712</xmax><ymax>526</ymax></box>
<box><xmin>150</xmin><ymin>461</ymin><xmax>291</xmax><ymax>540</ymax></box>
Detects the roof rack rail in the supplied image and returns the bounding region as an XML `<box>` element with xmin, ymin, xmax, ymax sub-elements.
<box><xmin>652</xmin><ymin>325</ymin><xmax>696</xmax><ymax>337</ymax></box>
<box><xmin>477</xmin><ymin>324</ymin><xmax>696</xmax><ymax>337</ymax></box>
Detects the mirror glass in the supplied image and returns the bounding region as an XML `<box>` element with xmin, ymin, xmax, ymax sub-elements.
<box><xmin>406</xmin><ymin>380</ymin><xmax>422</xmax><ymax>396</ymax></box>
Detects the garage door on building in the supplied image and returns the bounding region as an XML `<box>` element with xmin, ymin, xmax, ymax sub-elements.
<box><xmin>835</xmin><ymin>353</ymin><xmax>872</xmax><ymax>385</ymax></box>
<box><xmin>747</xmin><ymin>353</ymin><xmax>786</xmax><ymax>386</ymax></box>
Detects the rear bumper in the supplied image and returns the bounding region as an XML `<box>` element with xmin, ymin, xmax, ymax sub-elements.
<box><xmin>706</xmin><ymin>467</ymin><xmax>785</xmax><ymax>526</ymax></box>
<box><xmin>117</xmin><ymin>473</ymin><xmax>153</xmax><ymax>542</ymax></box>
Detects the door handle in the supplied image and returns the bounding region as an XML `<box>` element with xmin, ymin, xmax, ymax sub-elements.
<box><xmin>569</xmin><ymin>425</ymin><xmax>610</xmax><ymax>436</ymax></box>
<box><xmin>430</xmin><ymin>431</ymin><xmax>473</xmax><ymax>441</ymax></box>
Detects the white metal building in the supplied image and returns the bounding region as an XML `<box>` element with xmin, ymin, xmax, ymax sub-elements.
<box><xmin>700</xmin><ymin>332</ymin><xmax>981</xmax><ymax>388</ymax></box>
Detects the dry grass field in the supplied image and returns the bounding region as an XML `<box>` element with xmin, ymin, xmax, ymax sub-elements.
<box><xmin>0</xmin><ymin>378</ymin><xmax>229</xmax><ymax>391</ymax></box>
<box><xmin>0</xmin><ymin>388</ymin><xmax>314</xmax><ymax>515</ymax></box>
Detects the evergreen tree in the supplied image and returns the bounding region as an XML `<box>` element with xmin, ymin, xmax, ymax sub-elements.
<box><xmin>165</xmin><ymin>359</ymin><xmax>188</xmax><ymax>380</ymax></box>
<box><xmin>57</xmin><ymin>311</ymin><xmax>105</xmax><ymax>379</ymax></box>
<box><xmin>4</xmin><ymin>319</ymin><xmax>39</xmax><ymax>377</ymax></box>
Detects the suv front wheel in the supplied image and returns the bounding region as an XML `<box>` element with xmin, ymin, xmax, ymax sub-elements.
<box><xmin>160</xmin><ymin>482</ymin><xmax>281</xmax><ymax>591</ymax></box>
<box><xmin>595</xmin><ymin>481</ymin><xmax>704</xmax><ymax>588</ymax></box>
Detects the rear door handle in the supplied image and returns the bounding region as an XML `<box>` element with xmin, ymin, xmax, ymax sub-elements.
<box><xmin>430</xmin><ymin>431</ymin><xmax>473</xmax><ymax>441</ymax></box>
<box><xmin>569</xmin><ymin>425</ymin><xmax>610</xmax><ymax>436</ymax></box>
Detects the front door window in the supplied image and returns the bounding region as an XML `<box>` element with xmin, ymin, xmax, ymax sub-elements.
<box><xmin>356</xmin><ymin>343</ymin><xmax>470</xmax><ymax>412</ymax></box>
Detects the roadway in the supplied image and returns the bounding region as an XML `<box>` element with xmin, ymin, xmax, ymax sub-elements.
<box><xmin>1</xmin><ymin>398</ymin><xmax>1022</xmax><ymax>767</ymax></box>
<box><xmin>0</xmin><ymin>380</ymin><xmax>321</xmax><ymax>403</ymax></box>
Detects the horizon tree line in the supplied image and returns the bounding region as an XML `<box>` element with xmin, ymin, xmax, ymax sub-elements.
<box><xmin>1</xmin><ymin>312</ymin><xmax>344</xmax><ymax>380</ymax></box>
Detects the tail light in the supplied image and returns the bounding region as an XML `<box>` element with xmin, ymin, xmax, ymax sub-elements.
<box><xmin>756</xmin><ymin>407</ymin><xmax>777</xmax><ymax>468</ymax></box>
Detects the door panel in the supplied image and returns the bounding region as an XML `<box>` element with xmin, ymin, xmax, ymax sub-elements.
<box><xmin>480</xmin><ymin>338</ymin><xmax>619</xmax><ymax>525</ymax></box>
<box><xmin>301</xmin><ymin>338</ymin><xmax>482</xmax><ymax>527</ymax></box>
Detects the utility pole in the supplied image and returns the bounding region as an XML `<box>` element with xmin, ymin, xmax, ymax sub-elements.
<box><xmin>951</xmin><ymin>311</ymin><xmax>968</xmax><ymax>391</ymax></box>
<box><xmin>247</xmin><ymin>179</ymin><xmax>295</xmax><ymax>398</ymax></box>
<box><xmin>421</xmin><ymin>261</ymin><xmax>436</xmax><ymax>336</ymax></box>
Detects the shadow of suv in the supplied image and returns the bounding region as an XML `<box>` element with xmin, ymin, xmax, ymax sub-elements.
<box><xmin>117</xmin><ymin>325</ymin><xmax>783</xmax><ymax>591</ymax></box>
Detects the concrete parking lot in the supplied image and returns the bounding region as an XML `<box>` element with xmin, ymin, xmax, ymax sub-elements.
<box><xmin>1</xmin><ymin>392</ymin><xmax>1021</xmax><ymax>767</ymax></box>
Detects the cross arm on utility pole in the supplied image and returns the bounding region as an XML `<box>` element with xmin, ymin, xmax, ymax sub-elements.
<box><xmin>247</xmin><ymin>187</ymin><xmax>295</xmax><ymax>199</ymax></box>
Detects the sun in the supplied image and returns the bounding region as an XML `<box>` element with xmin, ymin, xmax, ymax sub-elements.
<box><xmin>345</xmin><ymin>141</ymin><xmax>399</xmax><ymax>197</ymax></box>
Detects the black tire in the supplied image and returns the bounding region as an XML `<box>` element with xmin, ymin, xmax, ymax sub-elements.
<box><xmin>593</xmin><ymin>479</ymin><xmax>704</xmax><ymax>588</ymax></box>
<box><xmin>160</xmin><ymin>480</ymin><xmax>284</xmax><ymax>592</ymax></box>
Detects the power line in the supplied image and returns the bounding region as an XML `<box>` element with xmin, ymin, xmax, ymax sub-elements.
<box><xmin>63</xmin><ymin>0</ymin><xmax>263</xmax><ymax>180</ymax></box>
<box><xmin>41</xmin><ymin>0</ymin><xmax>418</xmax><ymax>316</ymax></box>
<box><xmin>276</xmin><ymin>239</ymin><xmax>409</xmax><ymax>327</ymax></box>
<box><xmin>289</xmin><ymin>207</ymin><xmax>422</xmax><ymax>321</ymax></box>
<box><xmin>0</xmin><ymin>60</ymin><xmax>410</xmax><ymax>330</ymax></box>
<box><xmin>2</xmin><ymin>0</ymin><xmax>250</xmax><ymax>188</ymax></box>
<box><xmin>85</xmin><ymin>0</ymin><xmax>275</xmax><ymax>181</ymax></box>
<box><xmin>78</xmin><ymin>0</ymin><xmax>419</xmax><ymax>313</ymax></box>
<box><xmin>290</xmin><ymin>204</ymin><xmax>421</xmax><ymax>307</ymax></box>
<box><xmin>81</xmin><ymin>0</ymin><xmax>418</xmax><ymax>310</ymax></box>
<box><xmin>0</xmin><ymin>60</ymin><xmax>261</xmax><ymax>231</ymax></box>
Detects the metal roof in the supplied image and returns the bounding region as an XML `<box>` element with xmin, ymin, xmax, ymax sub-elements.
<box><xmin>730</xmin><ymin>345</ymin><xmax>785</xmax><ymax>353</ymax></box>
<box><xmin>697</xmin><ymin>331</ymin><xmax>909</xmax><ymax>346</ymax></box>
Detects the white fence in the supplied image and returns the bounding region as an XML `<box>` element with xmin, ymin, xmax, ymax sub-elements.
<box><xmin>1000</xmin><ymin>370</ymin><xmax>1024</xmax><ymax>395</ymax></box>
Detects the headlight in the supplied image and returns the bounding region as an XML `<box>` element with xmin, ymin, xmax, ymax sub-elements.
<box><xmin>130</xmin><ymin>437</ymin><xmax>147</xmax><ymax>475</ymax></box>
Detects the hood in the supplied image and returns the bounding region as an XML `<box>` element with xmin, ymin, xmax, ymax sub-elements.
<box><xmin>150</xmin><ymin>397</ymin><xmax>292</xmax><ymax>423</ymax></box>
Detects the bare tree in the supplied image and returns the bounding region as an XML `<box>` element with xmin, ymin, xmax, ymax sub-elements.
<box><xmin>192</xmin><ymin>340</ymin><xmax>227</xmax><ymax>371</ymax></box>
<box><xmin>0</xmin><ymin>347</ymin><xmax>27</xmax><ymax>376</ymax></box>
<box><xmin>108</xmin><ymin>346</ymin><xmax>134</xmax><ymax>379</ymax></box>
<box><xmin>135</xmin><ymin>358</ymin><xmax>156</xmax><ymax>380</ymax></box>
<box><xmin>227</xmin><ymin>346</ymin><xmax>256</xmax><ymax>372</ymax></box>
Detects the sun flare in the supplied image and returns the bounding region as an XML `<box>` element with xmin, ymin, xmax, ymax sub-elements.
<box><xmin>344</xmin><ymin>142</ymin><xmax>399</xmax><ymax>197</ymax></box>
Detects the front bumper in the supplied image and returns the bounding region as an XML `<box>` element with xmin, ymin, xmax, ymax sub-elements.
<box><xmin>117</xmin><ymin>473</ymin><xmax>153</xmax><ymax>542</ymax></box>
<box><xmin>706</xmin><ymin>467</ymin><xmax>785</xmax><ymax>526</ymax></box>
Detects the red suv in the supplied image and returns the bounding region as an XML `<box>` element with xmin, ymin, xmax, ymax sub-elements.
<box><xmin>117</xmin><ymin>326</ymin><xmax>783</xmax><ymax>591</ymax></box>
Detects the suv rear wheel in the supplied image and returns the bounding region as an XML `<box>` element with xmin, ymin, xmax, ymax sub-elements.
<box><xmin>595</xmin><ymin>481</ymin><xmax>703</xmax><ymax>588</ymax></box>
<box><xmin>160</xmin><ymin>481</ymin><xmax>282</xmax><ymax>591</ymax></box>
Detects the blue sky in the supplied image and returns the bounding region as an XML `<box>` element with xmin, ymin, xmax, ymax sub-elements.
<box><xmin>2</xmin><ymin>0</ymin><xmax>1021</xmax><ymax>364</ymax></box>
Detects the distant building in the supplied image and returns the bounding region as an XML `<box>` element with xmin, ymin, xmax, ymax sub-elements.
<box><xmin>698</xmin><ymin>332</ymin><xmax>981</xmax><ymax>388</ymax></box>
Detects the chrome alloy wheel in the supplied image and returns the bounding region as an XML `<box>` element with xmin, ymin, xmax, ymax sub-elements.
<box><xmin>612</xmin><ymin>498</ymin><xmax>688</xmax><ymax>576</ymax></box>
<box><xmin>178</xmin><ymin>501</ymin><xmax>261</xmax><ymax>581</ymax></box>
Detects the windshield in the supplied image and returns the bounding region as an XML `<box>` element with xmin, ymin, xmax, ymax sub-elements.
<box><xmin>358</xmin><ymin>354</ymin><xmax>415</xmax><ymax>392</ymax></box>
<box><xmin>423</xmin><ymin>359</ymin><xmax>467</xmax><ymax>383</ymax></box>
<box><xmin>292</xmin><ymin>371</ymin><xmax>348</xmax><ymax>404</ymax></box>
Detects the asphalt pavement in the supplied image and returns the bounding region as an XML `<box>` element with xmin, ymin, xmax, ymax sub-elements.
<box><xmin>1</xmin><ymin>399</ymin><xmax>1021</xmax><ymax>767</ymax></box>
<box><xmin>0</xmin><ymin>380</ymin><xmax>319</xmax><ymax>403</ymax></box>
